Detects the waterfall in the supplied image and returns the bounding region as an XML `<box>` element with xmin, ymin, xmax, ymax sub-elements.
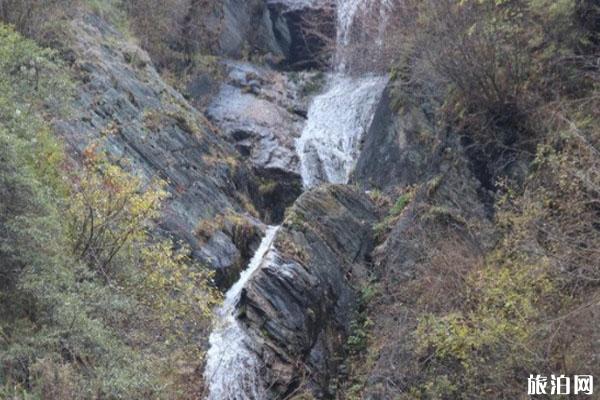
<box><xmin>296</xmin><ymin>74</ymin><xmax>387</xmax><ymax>188</ymax></box>
<box><xmin>336</xmin><ymin>0</ymin><xmax>366</xmax><ymax>69</ymax></box>
<box><xmin>204</xmin><ymin>0</ymin><xmax>389</xmax><ymax>397</ymax></box>
<box><xmin>296</xmin><ymin>0</ymin><xmax>388</xmax><ymax>189</ymax></box>
<box><xmin>204</xmin><ymin>226</ymin><xmax>279</xmax><ymax>400</ymax></box>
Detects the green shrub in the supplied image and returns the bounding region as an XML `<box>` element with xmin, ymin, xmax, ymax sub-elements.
<box><xmin>373</xmin><ymin>189</ymin><xmax>414</xmax><ymax>240</ymax></box>
<box><xmin>0</xmin><ymin>24</ymin><xmax>219</xmax><ymax>399</ymax></box>
<box><xmin>407</xmin><ymin>121</ymin><xmax>599</xmax><ymax>397</ymax></box>
<box><xmin>345</xmin><ymin>1</ymin><xmax>599</xmax><ymax>398</ymax></box>
<box><xmin>384</xmin><ymin>0</ymin><xmax>598</xmax><ymax>181</ymax></box>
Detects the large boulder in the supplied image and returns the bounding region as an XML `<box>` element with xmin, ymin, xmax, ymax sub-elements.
<box><xmin>54</xmin><ymin>14</ymin><xmax>263</xmax><ymax>286</ymax></box>
<box><xmin>204</xmin><ymin>61</ymin><xmax>316</xmax><ymax>222</ymax></box>
<box><xmin>241</xmin><ymin>185</ymin><xmax>377</xmax><ymax>398</ymax></box>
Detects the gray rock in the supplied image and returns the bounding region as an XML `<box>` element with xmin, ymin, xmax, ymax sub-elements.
<box><xmin>240</xmin><ymin>185</ymin><xmax>377</xmax><ymax>397</ymax></box>
<box><xmin>201</xmin><ymin>0</ymin><xmax>334</xmax><ymax>69</ymax></box>
<box><xmin>205</xmin><ymin>61</ymin><xmax>316</xmax><ymax>222</ymax></box>
<box><xmin>206</xmin><ymin>62</ymin><xmax>305</xmax><ymax>178</ymax></box>
<box><xmin>351</xmin><ymin>86</ymin><xmax>434</xmax><ymax>191</ymax></box>
<box><xmin>219</xmin><ymin>0</ymin><xmax>285</xmax><ymax>59</ymax></box>
<box><xmin>54</xmin><ymin>14</ymin><xmax>261</xmax><ymax>284</ymax></box>
<box><xmin>266</xmin><ymin>0</ymin><xmax>336</xmax><ymax>69</ymax></box>
<box><xmin>267</xmin><ymin>0</ymin><xmax>323</xmax><ymax>10</ymax></box>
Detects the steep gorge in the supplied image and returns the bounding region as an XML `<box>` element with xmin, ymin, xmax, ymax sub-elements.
<box><xmin>3</xmin><ymin>0</ymin><xmax>597</xmax><ymax>399</ymax></box>
<box><xmin>54</xmin><ymin>1</ymin><xmax>494</xmax><ymax>398</ymax></box>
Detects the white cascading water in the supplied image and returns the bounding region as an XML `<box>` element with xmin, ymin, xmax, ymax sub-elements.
<box><xmin>296</xmin><ymin>0</ymin><xmax>388</xmax><ymax>188</ymax></box>
<box><xmin>204</xmin><ymin>226</ymin><xmax>279</xmax><ymax>400</ymax></box>
<box><xmin>296</xmin><ymin>75</ymin><xmax>387</xmax><ymax>188</ymax></box>
<box><xmin>336</xmin><ymin>0</ymin><xmax>365</xmax><ymax>69</ymax></box>
<box><xmin>205</xmin><ymin>1</ymin><xmax>389</xmax><ymax>398</ymax></box>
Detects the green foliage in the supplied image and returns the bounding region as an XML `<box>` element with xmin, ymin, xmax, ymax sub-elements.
<box><xmin>405</xmin><ymin>117</ymin><xmax>599</xmax><ymax>397</ymax></box>
<box><xmin>0</xmin><ymin>0</ymin><xmax>76</xmax><ymax>37</ymax></box>
<box><xmin>283</xmin><ymin>209</ymin><xmax>306</xmax><ymax>231</ymax></box>
<box><xmin>124</xmin><ymin>0</ymin><xmax>219</xmax><ymax>74</ymax></box>
<box><xmin>300</xmin><ymin>71</ymin><xmax>326</xmax><ymax>96</ymax></box>
<box><xmin>388</xmin><ymin>0</ymin><xmax>598</xmax><ymax>167</ymax></box>
<box><xmin>258</xmin><ymin>179</ymin><xmax>279</xmax><ymax>197</ymax></box>
<box><xmin>346</xmin><ymin>317</ymin><xmax>373</xmax><ymax>355</ymax></box>
<box><xmin>84</xmin><ymin>0</ymin><xmax>127</xmax><ymax>28</ymax></box>
<box><xmin>0</xmin><ymin>25</ymin><xmax>219</xmax><ymax>399</ymax></box>
<box><xmin>373</xmin><ymin>189</ymin><xmax>414</xmax><ymax>240</ymax></box>
<box><xmin>0</xmin><ymin>24</ymin><xmax>72</xmax><ymax>129</ymax></box>
<box><xmin>412</xmin><ymin>235</ymin><xmax>555</xmax><ymax>396</ymax></box>
<box><xmin>348</xmin><ymin>1</ymin><xmax>600</xmax><ymax>397</ymax></box>
<box><xmin>346</xmin><ymin>281</ymin><xmax>378</xmax><ymax>356</ymax></box>
<box><xmin>0</xmin><ymin>0</ymin><xmax>128</xmax><ymax>40</ymax></box>
<box><xmin>390</xmin><ymin>193</ymin><xmax>411</xmax><ymax>215</ymax></box>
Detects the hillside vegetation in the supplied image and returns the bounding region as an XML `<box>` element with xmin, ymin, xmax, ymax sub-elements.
<box><xmin>0</xmin><ymin>24</ymin><xmax>219</xmax><ymax>399</ymax></box>
<box><xmin>342</xmin><ymin>0</ymin><xmax>600</xmax><ymax>398</ymax></box>
<box><xmin>0</xmin><ymin>0</ymin><xmax>598</xmax><ymax>399</ymax></box>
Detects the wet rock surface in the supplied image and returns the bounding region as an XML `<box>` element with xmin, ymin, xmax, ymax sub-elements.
<box><xmin>240</xmin><ymin>185</ymin><xmax>377</xmax><ymax>398</ymax></box>
<box><xmin>206</xmin><ymin>61</ymin><xmax>306</xmax><ymax>179</ymax></box>
<box><xmin>205</xmin><ymin>61</ymin><xmax>325</xmax><ymax>222</ymax></box>
<box><xmin>54</xmin><ymin>14</ymin><xmax>261</xmax><ymax>281</ymax></box>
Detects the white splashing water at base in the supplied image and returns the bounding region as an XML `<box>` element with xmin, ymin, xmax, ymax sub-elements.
<box><xmin>204</xmin><ymin>226</ymin><xmax>279</xmax><ymax>400</ymax></box>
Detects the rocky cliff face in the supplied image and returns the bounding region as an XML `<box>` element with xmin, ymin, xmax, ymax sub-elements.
<box><xmin>203</xmin><ymin>61</ymin><xmax>312</xmax><ymax>223</ymax></box>
<box><xmin>212</xmin><ymin>0</ymin><xmax>334</xmax><ymax>70</ymax></box>
<box><xmin>54</xmin><ymin>14</ymin><xmax>267</xmax><ymax>286</ymax></box>
<box><xmin>350</xmin><ymin>84</ymin><xmax>498</xmax><ymax>399</ymax></box>
<box><xmin>217</xmin><ymin>0</ymin><xmax>285</xmax><ymax>59</ymax></box>
<box><xmin>240</xmin><ymin>185</ymin><xmax>377</xmax><ymax>398</ymax></box>
<box><xmin>53</xmin><ymin>4</ymin><xmax>495</xmax><ymax>399</ymax></box>
<box><xmin>351</xmin><ymin>88</ymin><xmax>435</xmax><ymax>191</ymax></box>
<box><xmin>266</xmin><ymin>0</ymin><xmax>335</xmax><ymax>69</ymax></box>
<box><xmin>28</xmin><ymin>0</ymin><xmax>595</xmax><ymax>398</ymax></box>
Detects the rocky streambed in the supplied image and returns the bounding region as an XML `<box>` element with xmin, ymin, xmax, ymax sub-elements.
<box><xmin>50</xmin><ymin>1</ymin><xmax>496</xmax><ymax>399</ymax></box>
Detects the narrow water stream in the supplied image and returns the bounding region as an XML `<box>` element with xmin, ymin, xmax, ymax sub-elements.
<box><xmin>204</xmin><ymin>226</ymin><xmax>279</xmax><ymax>400</ymax></box>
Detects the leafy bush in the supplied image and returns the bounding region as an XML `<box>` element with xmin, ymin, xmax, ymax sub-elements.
<box><xmin>0</xmin><ymin>0</ymin><xmax>76</xmax><ymax>38</ymax></box>
<box><xmin>379</xmin><ymin>0</ymin><xmax>599</xmax><ymax>186</ymax></box>
<box><xmin>412</xmin><ymin>125</ymin><xmax>600</xmax><ymax>396</ymax></box>
<box><xmin>0</xmin><ymin>24</ymin><xmax>219</xmax><ymax>399</ymax></box>
<box><xmin>124</xmin><ymin>0</ymin><xmax>220</xmax><ymax>72</ymax></box>
<box><xmin>373</xmin><ymin>189</ymin><xmax>414</xmax><ymax>240</ymax></box>
<box><xmin>344</xmin><ymin>1</ymin><xmax>599</xmax><ymax>398</ymax></box>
